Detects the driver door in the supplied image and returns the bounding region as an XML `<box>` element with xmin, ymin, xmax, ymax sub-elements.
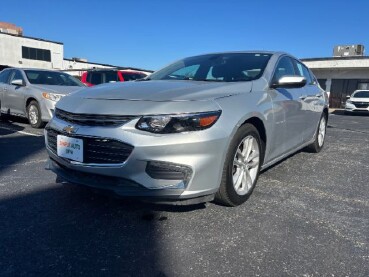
<box><xmin>268</xmin><ymin>56</ymin><xmax>305</xmax><ymax>159</ymax></box>
<box><xmin>7</xmin><ymin>70</ymin><xmax>27</xmax><ymax>116</ymax></box>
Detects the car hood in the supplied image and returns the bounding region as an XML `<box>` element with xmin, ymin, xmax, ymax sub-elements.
<box><xmin>350</xmin><ymin>98</ymin><xmax>369</xmax><ymax>102</ymax></box>
<box><xmin>31</xmin><ymin>84</ymin><xmax>84</xmax><ymax>95</ymax></box>
<box><xmin>72</xmin><ymin>80</ymin><xmax>251</xmax><ymax>101</ymax></box>
<box><xmin>56</xmin><ymin>80</ymin><xmax>251</xmax><ymax>116</ymax></box>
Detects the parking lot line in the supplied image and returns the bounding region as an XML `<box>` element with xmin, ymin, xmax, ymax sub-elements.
<box><xmin>0</xmin><ymin>126</ymin><xmax>43</xmax><ymax>137</ymax></box>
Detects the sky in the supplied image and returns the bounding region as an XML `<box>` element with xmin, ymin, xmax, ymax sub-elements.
<box><xmin>2</xmin><ymin>0</ymin><xmax>369</xmax><ymax>70</ymax></box>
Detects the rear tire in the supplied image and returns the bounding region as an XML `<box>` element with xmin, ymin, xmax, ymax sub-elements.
<box><xmin>305</xmin><ymin>113</ymin><xmax>327</xmax><ymax>153</ymax></box>
<box><xmin>215</xmin><ymin>124</ymin><xmax>264</xmax><ymax>207</ymax></box>
<box><xmin>27</xmin><ymin>100</ymin><xmax>44</xmax><ymax>128</ymax></box>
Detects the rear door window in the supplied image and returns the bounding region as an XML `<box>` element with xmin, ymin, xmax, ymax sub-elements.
<box><xmin>89</xmin><ymin>72</ymin><xmax>102</xmax><ymax>85</ymax></box>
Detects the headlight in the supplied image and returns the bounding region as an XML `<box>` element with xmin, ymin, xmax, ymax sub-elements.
<box><xmin>136</xmin><ymin>111</ymin><xmax>221</xmax><ymax>133</ymax></box>
<box><xmin>42</xmin><ymin>92</ymin><xmax>63</xmax><ymax>102</ymax></box>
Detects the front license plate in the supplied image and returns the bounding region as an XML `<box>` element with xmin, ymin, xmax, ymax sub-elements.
<box><xmin>57</xmin><ymin>135</ymin><xmax>83</xmax><ymax>162</ymax></box>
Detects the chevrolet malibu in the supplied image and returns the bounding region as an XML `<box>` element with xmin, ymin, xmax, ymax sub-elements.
<box><xmin>45</xmin><ymin>52</ymin><xmax>329</xmax><ymax>206</ymax></box>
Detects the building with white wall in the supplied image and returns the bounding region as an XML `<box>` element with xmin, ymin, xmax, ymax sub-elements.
<box><xmin>0</xmin><ymin>26</ymin><xmax>152</xmax><ymax>76</ymax></box>
<box><xmin>302</xmin><ymin>56</ymin><xmax>369</xmax><ymax>108</ymax></box>
<box><xmin>0</xmin><ymin>32</ymin><xmax>64</xmax><ymax>70</ymax></box>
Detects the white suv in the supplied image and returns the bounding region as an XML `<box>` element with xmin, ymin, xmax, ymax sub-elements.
<box><xmin>345</xmin><ymin>90</ymin><xmax>369</xmax><ymax>114</ymax></box>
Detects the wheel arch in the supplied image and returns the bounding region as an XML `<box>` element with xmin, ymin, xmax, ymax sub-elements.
<box><xmin>241</xmin><ymin>116</ymin><xmax>267</xmax><ymax>146</ymax></box>
<box><xmin>26</xmin><ymin>97</ymin><xmax>38</xmax><ymax>109</ymax></box>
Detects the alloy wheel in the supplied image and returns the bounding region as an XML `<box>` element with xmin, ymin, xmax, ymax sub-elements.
<box><xmin>28</xmin><ymin>105</ymin><xmax>39</xmax><ymax>125</ymax></box>
<box><xmin>318</xmin><ymin>117</ymin><xmax>326</xmax><ymax>147</ymax></box>
<box><xmin>232</xmin><ymin>135</ymin><xmax>260</xmax><ymax>195</ymax></box>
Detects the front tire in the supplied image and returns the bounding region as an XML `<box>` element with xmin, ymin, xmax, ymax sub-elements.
<box><xmin>305</xmin><ymin>113</ymin><xmax>327</xmax><ymax>153</ymax></box>
<box><xmin>27</xmin><ymin>100</ymin><xmax>44</xmax><ymax>128</ymax></box>
<box><xmin>215</xmin><ymin>124</ymin><xmax>264</xmax><ymax>207</ymax></box>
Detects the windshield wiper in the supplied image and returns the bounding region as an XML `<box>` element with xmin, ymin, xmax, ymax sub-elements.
<box><xmin>193</xmin><ymin>79</ymin><xmax>225</xmax><ymax>82</ymax></box>
<box><xmin>136</xmin><ymin>77</ymin><xmax>151</xmax><ymax>81</ymax></box>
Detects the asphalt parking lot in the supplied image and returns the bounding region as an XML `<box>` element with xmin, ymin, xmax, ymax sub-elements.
<box><xmin>0</xmin><ymin>113</ymin><xmax>368</xmax><ymax>276</ymax></box>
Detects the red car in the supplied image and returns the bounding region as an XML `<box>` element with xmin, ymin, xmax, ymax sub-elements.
<box><xmin>81</xmin><ymin>70</ymin><xmax>148</xmax><ymax>87</ymax></box>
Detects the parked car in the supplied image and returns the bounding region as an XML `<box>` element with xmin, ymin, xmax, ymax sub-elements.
<box><xmin>45</xmin><ymin>51</ymin><xmax>329</xmax><ymax>206</ymax></box>
<box><xmin>0</xmin><ymin>68</ymin><xmax>85</xmax><ymax>128</ymax></box>
<box><xmin>345</xmin><ymin>90</ymin><xmax>369</xmax><ymax>114</ymax></box>
<box><xmin>81</xmin><ymin>69</ymin><xmax>147</xmax><ymax>86</ymax></box>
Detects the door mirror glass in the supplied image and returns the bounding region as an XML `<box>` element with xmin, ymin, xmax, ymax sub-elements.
<box><xmin>11</xmin><ymin>79</ymin><xmax>25</xmax><ymax>86</ymax></box>
<box><xmin>272</xmin><ymin>76</ymin><xmax>306</xmax><ymax>89</ymax></box>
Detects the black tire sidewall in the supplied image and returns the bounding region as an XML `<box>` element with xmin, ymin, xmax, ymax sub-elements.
<box><xmin>224</xmin><ymin>124</ymin><xmax>263</xmax><ymax>206</ymax></box>
<box><xmin>27</xmin><ymin>101</ymin><xmax>43</xmax><ymax>128</ymax></box>
<box><xmin>314</xmin><ymin>114</ymin><xmax>327</xmax><ymax>152</ymax></box>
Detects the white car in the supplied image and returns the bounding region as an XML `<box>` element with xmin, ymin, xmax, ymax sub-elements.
<box><xmin>345</xmin><ymin>90</ymin><xmax>369</xmax><ymax>114</ymax></box>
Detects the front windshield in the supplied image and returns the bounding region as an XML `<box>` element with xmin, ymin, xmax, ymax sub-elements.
<box><xmin>25</xmin><ymin>70</ymin><xmax>84</xmax><ymax>86</ymax></box>
<box><xmin>149</xmin><ymin>53</ymin><xmax>272</xmax><ymax>82</ymax></box>
<box><xmin>353</xmin><ymin>91</ymin><xmax>369</xmax><ymax>98</ymax></box>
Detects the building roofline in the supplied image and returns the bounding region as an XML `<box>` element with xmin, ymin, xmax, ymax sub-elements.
<box><xmin>0</xmin><ymin>31</ymin><xmax>63</xmax><ymax>45</ymax></box>
<box><xmin>301</xmin><ymin>56</ymin><xmax>369</xmax><ymax>62</ymax></box>
<box><xmin>63</xmin><ymin>58</ymin><xmax>154</xmax><ymax>72</ymax></box>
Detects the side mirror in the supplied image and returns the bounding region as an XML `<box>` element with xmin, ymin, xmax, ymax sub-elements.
<box><xmin>346</xmin><ymin>95</ymin><xmax>351</xmax><ymax>99</ymax></box>
<box><xmin>271</xmin><ymin>76</ymin><xmax>307</xmax><ymax>89</ymax></box>
<box><xmin>11</xmin><ymin>79</ymin><xmax>25</xmax><ymax>86</ymax></box>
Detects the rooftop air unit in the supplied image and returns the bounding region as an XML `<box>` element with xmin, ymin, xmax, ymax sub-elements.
<box><xmin>333</xmin><ymin>45</ymin><xmax>365</xmax><ymax>57</ymax></box>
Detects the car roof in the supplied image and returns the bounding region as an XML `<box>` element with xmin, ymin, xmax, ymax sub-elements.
<box><xmin>5</xmin><ymin>68</ymin><xmax>66</xmax><ymax>73</ymax></box>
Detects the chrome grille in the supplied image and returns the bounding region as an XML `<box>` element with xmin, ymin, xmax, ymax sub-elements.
<box><xmin>55</xmin><ymin>108</ymin><xmax>137</xmax><ymax>126</ymax></box>
<box><xmin>47</xmin><ymin>129</ymin><xmax>134</xmax><ymax>164</ymax></box>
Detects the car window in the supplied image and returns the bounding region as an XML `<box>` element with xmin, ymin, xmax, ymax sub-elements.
<box><xmin>10</xmin><ymin>70</ymin><xmax>25</xmax><ymax>83</ymax></box>
<box><xmin>105</xmin><ymin>71</ymin><xmax>119</xmax><ymax>83</ymax></box>
<box><xmin>24</xmin><ymin>70</ymin><xmax>84</xmax><ymax>86</ymax></box>
<box><xmin>294</xmin><ymin>60</ymin><xmax>312</xmax><ymax>85</ymax></box>
<box><xmin>150</xmin><ymin>53</ymin><xmax>272</xmax><ymax>82</ymax></box>
<box><xmin>169</xmin><ymin>65</ymin><xmax>200</xmax><ymax>80</ymax></box>
<box><xmin>272</xmin><ymin>56</ymin><xmax>296</xmax><ymax>82</ymax></box>
<box><xmin>121</xmin><ymin>72</ymin><xmax>146</xmax><ymax>81</ymax></box>
<box><xmin>0</xmin><ymin>70</ymin><xmax>12</xmax><ymax>84</ymax></box>
<box><xmin>353</xmin><ymin>91</ymin><xmax>369</xmax><ymax>98</ymax></box>
<box><xmin>89</xmin><ymin>72</ymin><xmax>102</xmax><ymax>85</ymax></box>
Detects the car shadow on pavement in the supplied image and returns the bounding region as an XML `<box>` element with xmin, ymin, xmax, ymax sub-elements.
<box><xmin>0</xmin><ymin>134</ymin><xmax>45</xmax><ymax>169</ymax></box>
<box><xmin>0</xmin><ymin>119</ymin><xmax>26</xmax><ymax>136</ymax></box>
<box><xmin>0</xmin><ymin>183</ymin><xmax>187</xmax><ymax>276</ymax></box>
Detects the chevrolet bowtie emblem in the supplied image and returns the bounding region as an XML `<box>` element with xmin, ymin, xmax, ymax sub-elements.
<box><xmin>63</xmin><ymin>125</ymin><xmax>78</xmax><ymax>134</ymax></box>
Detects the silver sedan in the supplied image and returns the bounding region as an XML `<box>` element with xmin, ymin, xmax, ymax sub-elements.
<box><xmin>0</xmin><ymin>68</ymin><xmax>85</xmax><ymax>128</ymax></box>
<box><xmin>45</xmin><ymin>51</ymin><xmax>329</xmax><ymax>206</ymax></box>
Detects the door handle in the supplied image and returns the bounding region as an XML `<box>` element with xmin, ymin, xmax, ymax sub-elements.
<box><xmin>3</xmin><ymin>88</ymin><xmax>7</xmax><ymax>92</ymax></box>
<box><xmin>315</xmin><ymin>94</ymin><xmax>322</xmax><ymax>97</ymax></box>
<box><xmin>299</xmin><ymin>95</ymin><xmax>307</xmax><ymax>100</ymax></box>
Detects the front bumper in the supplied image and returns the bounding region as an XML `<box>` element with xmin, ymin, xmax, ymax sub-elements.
<box><xmin>345</xmin><ymin>102</ymin><xmax>369</xmax><ymax>113</ymax></box>
<box><xmin>40</xmin><ymin>99</ymin><xmax>56</xmax><ymax>122</ymax></box>
<box><xmin>45</xmin><ymin>116</ymin><xmax>229</xmax><ymax>203</ymax></box>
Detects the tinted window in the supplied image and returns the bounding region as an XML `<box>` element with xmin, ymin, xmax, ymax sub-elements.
<box><xmin>295</xmin><ymin>61</ymin><xmax>312</xmax><ymax>85</ymax></box>
<box><xmin>272</xmin><ymin>56</ymin><xmax>296</xmax><ymax>82</ymax></box>
<box><xmin>121</xmin><ymin>72</ymin><xmax>146</xmax><ymax>81</ymax></box>
<box><xmin>104</xmin><ymin>71</ymin><xmax>119</xmax><ymax>83</ymax></box>
<box><xmin>89</xmin><ymin>72</ymin><xmax>102</xmax><ymax>85</ymax></box>
<box><xmin>150</xmin><ymin>53</ymin><xmax>272</xmax><ymax>82</ymax></box>
<box><xmin>22</xmin><ymin>46</ymin><xmax>51</xmax><ymax>62</ymax></box>
<box><xmin>24</xmin><ymin>70</ymin><xmax>84</xmax><ymax>86</ymax></box>
<box><xmin>353</xmin><ymin>91</ymin><xmax>369</xmax><ymax>98</ymax></box>
<box><xmin>0</xmin><ymin>70</ymin><xmax>12</xmax><ymax>84</ymax></box>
